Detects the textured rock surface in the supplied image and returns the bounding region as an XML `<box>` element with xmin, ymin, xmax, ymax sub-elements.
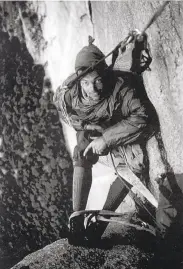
<box><xmin>11</xmin><ymin>225</ymin><xmax>154</xmax><ymax>269</ymax></box>
<box><xmin>12</xmin><ymin>0</ymin><xmax>183</xmax><ymax>178</ymax></box>
<box><xmin>91</xmin><ymin>0</ymin><xmax>183</xmax><ymax>176</ymax></box>
<box><xmin>18</xmin><ymin>1</ymin><xmax>94</xmax><ymax>90</ymax></box>
<box><xmin>0</xmin><ymin>3</ymin><xmax>73</xmax><ymax>269</ymax></box>
<box><xmin>0</xmin><ymin>1</ymin><xmax>183</xmax><ymax>269</ymax></box>
<box><xmin>17</xmin><ymin>0</ymin><xmax>183</xmax><ymax>198</ymax></box>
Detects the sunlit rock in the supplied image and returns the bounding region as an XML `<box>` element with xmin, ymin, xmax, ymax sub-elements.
<box><xmin>1</xmin><ymin>1</ymin><xmax>183</xmax><ymax>269</ymax></box>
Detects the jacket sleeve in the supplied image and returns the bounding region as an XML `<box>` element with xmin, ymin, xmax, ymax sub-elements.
<box><xmin>102</xmin><ymin>87</ymin><xmax>149</xmax><ymax>148</ymax></box>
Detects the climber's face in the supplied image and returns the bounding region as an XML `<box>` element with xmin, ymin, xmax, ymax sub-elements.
<box><xmin>80</xmin><ymin>71</ymin><xmax>104</xmax><ymax>102</ymax></box>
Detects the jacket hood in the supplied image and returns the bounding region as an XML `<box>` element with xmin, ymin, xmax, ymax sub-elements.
<box><xmin>75</xmin><ymin>44</ymin><xmax>108</xmax><ymax>73</ymax></box>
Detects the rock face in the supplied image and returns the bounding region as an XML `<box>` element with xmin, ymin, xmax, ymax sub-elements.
<box><xmin>10</xmin><ymin>225</ymin><xmax>154</xmax><ymax>269</ymax></box>
<box><xmin>0</xmin><ymin>3</ymin><xmax>73</xmax><ymax>269</ymax></box>
<box><xmin>15</xmin><ymin>0</ymin><xmax>183</xmax><ymax>197</ymax></box>
<box><xmin>0</xmin><ymin>1</ymin><xmax>183</xmax><ymax>269</ymax></box>
<box><xmin>91</xmin><ymin>0</ymin><xmax>183</xmax><ymax>177</ymax></box>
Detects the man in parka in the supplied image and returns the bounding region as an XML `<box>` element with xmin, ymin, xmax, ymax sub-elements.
<box><xmin>54</xmin><ymin>32</ymin><xmax>157</xmax><ymax>245</ymax></box>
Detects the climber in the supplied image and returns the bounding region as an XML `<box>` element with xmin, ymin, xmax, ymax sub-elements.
<box><xmin>54</xmin><ymin>30</ymin><xmax>157</xmax><ymax>245</ymax></box>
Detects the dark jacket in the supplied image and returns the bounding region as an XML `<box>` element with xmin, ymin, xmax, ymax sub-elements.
<box><xmin>54</xmin><ymin>71</ymin><xmax>157</xmax><ymax>174</ymax></box>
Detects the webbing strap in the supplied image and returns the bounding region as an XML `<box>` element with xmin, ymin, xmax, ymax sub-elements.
<box><xmin>109</xmin><ymin>151</ymin><xmax>164</xmax><ymax>231</ymax></box>
<box><xmin>97</xmin><ymin>215</ymin><xmax>156</xmax><ymax>236</ymax></box>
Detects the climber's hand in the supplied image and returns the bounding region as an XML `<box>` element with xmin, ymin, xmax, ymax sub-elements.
<box><xmin>83</xmin><ymin>136</ymin><xmax>108</xmax><ymax>157</ymax></box>
<box><xmin>129</xmin><ymin>29</ymin><xmax>146</xmax><ymax>43</ymax></box>
<box><xmin>131</xmin><ymin>29</ymin><xmax>142</xmax><ymax>36</ymax></box>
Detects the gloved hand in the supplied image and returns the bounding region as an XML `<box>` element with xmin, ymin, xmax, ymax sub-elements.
<box><xmin>83</xmin><ymin>136</ymin><xmax>108</xmax><ymax>157</ymax></box>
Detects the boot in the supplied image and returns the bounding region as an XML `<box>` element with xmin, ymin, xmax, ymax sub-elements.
<box><xmin>85</xmin><ymin>176</ymin><xmax>131</xmax><ymax>241</ymax></box>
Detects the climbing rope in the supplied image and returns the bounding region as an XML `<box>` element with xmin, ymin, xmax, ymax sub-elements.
<box><xmin>67</xmin><ymin>1</ymin><xmax>170</xmax><ymax>88</ymax></box>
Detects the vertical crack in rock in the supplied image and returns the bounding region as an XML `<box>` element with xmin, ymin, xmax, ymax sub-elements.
<box><xmin>149</xmin><ymin>3</ymin><xmax>171</xmax><ymax>91</ymax></box>
<box><xmin>88</xmin><ymin>0</ymin><xmax>93</xmax><ymax>24</ymax></box>
<box><xmin>159</xmin><ymin>41</ymin><xmax>170</xmax><ymax>90</ymax></box>
<box><xmin>0</xmin><ymin>1</ymin><xmax>183</xmax><ymax>268</ymax></box>
<box><xmin>169</xmin><ymin>5</ymin><xmax>183</xmax><ymax>52</ymax></box>
<box><xmin>87</xmin><ymin>0</ymin><xmax>95</xmax><ymax>38</ymax></box>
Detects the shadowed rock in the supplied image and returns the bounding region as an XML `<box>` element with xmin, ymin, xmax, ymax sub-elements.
<box><xmin>1</xmin><ymin>1</ymin><xmax>183</xmax><ymax>269</ymax></box>
<box><xmin>11</xmin><ymin>224</ymin><xmax>155</xmax><ymax>269</ymax></box>
<box><xmin>0</xmin><ymin>18</ymin><xmax>73</xmax><ymax>269</ymax></box>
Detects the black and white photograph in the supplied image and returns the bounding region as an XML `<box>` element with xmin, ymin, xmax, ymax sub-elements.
<box><xmin>0</xmin><ymin>1</ymin><xmax>183</xmax><ymax>268</ymax></box>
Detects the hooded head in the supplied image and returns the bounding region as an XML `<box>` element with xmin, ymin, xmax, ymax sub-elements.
<box><xmin>75</xmin><ymin>44</ymin><xmax>107</xmax><ymax>75</ymax></box>
<box><xmin>75</xmin><ymin>42</ymin><xmax>108</xmax><ymax>103</ymax></box>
